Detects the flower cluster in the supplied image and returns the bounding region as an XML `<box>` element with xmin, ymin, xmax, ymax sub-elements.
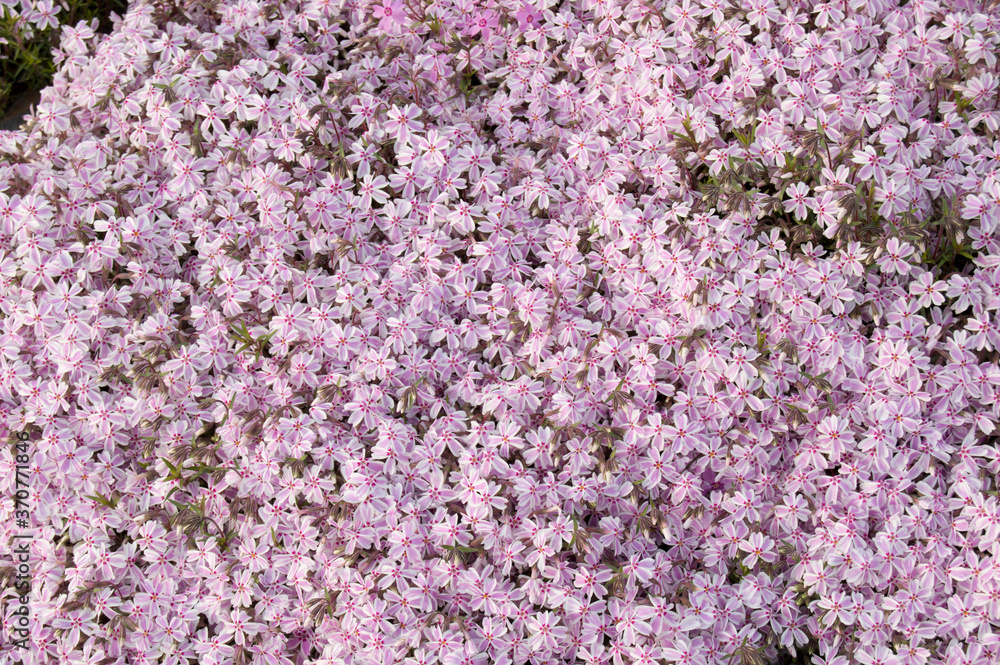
<box><xmin>1</xmin><ymin>0</ymin><xmax>1000</xmax><ymax>664</ymax></box>
<box><xmin>0</xmin><ymin>0</ymin><xmax>126</xmax><ymax>117</ymax></box>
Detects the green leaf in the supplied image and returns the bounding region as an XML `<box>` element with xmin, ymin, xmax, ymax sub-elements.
<box><xmin>85</xmin><ymin>493</ymin><xmax>117</xmax><ymax>509</ymax></box>
<box><xmin>255</xmin><ymin>330</ymin><xmax>278</xmax><ymax>362</ymax></box>
<box><xmin>161</xmin><ymin>457</ymin><xmax>182</xmax><ymax>479</ymax></box>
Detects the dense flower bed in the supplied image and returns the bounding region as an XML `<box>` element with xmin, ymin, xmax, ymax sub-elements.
<box><xmin>1</xmin><ymin>0</ymin><xmax>1000</xmax><ymax>663</ymax></box>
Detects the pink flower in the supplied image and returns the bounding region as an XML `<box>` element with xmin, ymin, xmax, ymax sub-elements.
<box><xmin>738</xmin><ymin>532</ymin><xmax>776</xmax><ymax>568</ymax></box>
<box><xmin>876</xmin><ymin>237</ymin><xmax>914</xmax><ymax>275</ymax></box>
<box><xmin>785</xmin><ymin>182</ymin><xmax>811</xmax><ymax>220</ymax></box>
<box><xmin>875</xmin><ymin>179</ymin><xmax>910</xmax><ymax>219</ymax></box>
<box><xmin>30</xmin><ymin>0</ymin><xmax>60</xmax><ymax>30</ymax></box>
<box><xmin>909</xmin><ymin>270</ymin><xmax>946</xmax><ymax>307</ymax></box>
<box><xmin>372</xmin><ymin>0</ymin><xmax>406</xmax><ymax>32</ymax></box>
<box><xmin>466</xmin><ymin>9</ymin><xmax>499</xmax><ymax>39</ymax></box>
<box><xmin>516</xmin><ymin>3</ymin><xmax>543</xmax><ymax>31</ymax></box>
<box><xmin>525</xmin><ymin>611</ymin><xmax>568</xmax><ymax>651</ymax></box>
<box><xmin>220</xmin><ymin>608</ymin><xmax>265</xmax><ymax>646</ymax></box>
<box><xmin>808</xmin><ymin>190</ymin><xmax>841</xmax><ymax>236</ymax></box>
<box><xmin>854</xmin><ymin>645</ymin><xmax>902</xmax><ymax>665</ymax></box>
<box><xmin>818</xmin><ymin>590</ymin><xmax>857</xmax><ymax>626</ymax></box>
